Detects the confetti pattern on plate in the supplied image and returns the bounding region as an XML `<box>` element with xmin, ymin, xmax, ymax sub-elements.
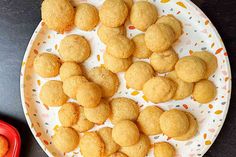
<box><xmin>20</xmin><ymin>0</ymin><xmax>231</xmax><ymax>157</ymax></box>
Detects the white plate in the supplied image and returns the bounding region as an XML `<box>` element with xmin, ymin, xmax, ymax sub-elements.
<box><xmin>20</xmin><ymin>0</ymin><xmax>231</xmax><ymax>157</ymax></box>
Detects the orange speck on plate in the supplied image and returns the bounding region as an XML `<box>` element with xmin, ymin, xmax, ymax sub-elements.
<box><xmin>54</xmin><ymin>44</ymin><xmax>58</xmax><ymax>50</ymax></box>
<box><xmin>131</xmin><ymin>91</ymin><xmax>139</xmax><ymax>96</ymax></box>
<box><xmin>208</xmin><ymin>104</ymin><xmax>213</xmax><ymax>109</ymax></box>
<box><xmin>211</xmin><ymin>43</ymin><xmax>215</xmax><ymax>48</ymax></box>
<box><xmin>203</xmin><ymin>133</ymin><xmax>207</xmax><ymax>139</ymax></box>
<box><xmin>48</xmin><ymin>35</ymin><xmax>51</xmax><ymax>39</ymax></box>
<box><xmin>205</xmin><ymin>140</ymin><xmax>211</xmax><ymax>145</ymax></box>
<box><xmin>208</xmin><ymin>34</ymin><xmax>212</xmax><ymax>38</ymax></box>
<box><xmin>161</xmin><ymin>0</ymin><xmax>170</xmax><ymax>3</ymax></box>
<box><xmin>142</xmin><ymin>95</ymin><xmax>148</xmax><ymax>102</ymax></box>
<box><xmin>97</xmin><ymin>55</ymin><xmax>100</xmax><ymax>61</ymax></box>
<box><xmin>205</xmin><ymin>20</ymin><xmax>209</xmax><ymax>25</ymax></box>
<box><xmin>176</xmin><ymin>2</ymin><xmax>187</xmax><ymax>9</ymax></box>
<box><xmin>183</xmin><ymin>104</ymin><xmax>188</xmax><ymax>109</ymax></box>
<box><xmin>128</xmin><ymin>25</ymin><xmax>135</xmax><ymax>30</ymax></box>
<box><xmin>37</xmin><ymin>80</ymin><xmax>41</xmax><ymax>86</ymax></box>
<box><xmin>215</xmin><ymin>110</ymin><xmax>223</xmax><ymax>115</ymax></box>
<box><xmin>224</xmin><ymin>52</ymin><xmax>228</xmax><ymax>56</ymax></box>
<box><xmin>34</xmin><ymin>49</ymin><xmax>39</xmax><ymax>54</ymax></box>
<box><xmin>215</xmin><ymin>48</ymin><xmax>223</xmax><ymax>54</ymax></box>
<box><xmin>167</xmin><ymin>137</ymin><xmax>172</xmax><ymax>140</ymax></box>
<box><xmin>225</xmin><ymin>77</ymin><xmax>229</xmax><ymax>81</ymax></box>
<box><xmin>36</xmin><ymin>132</ymin><xmax>42</xmax><ymax>137</ymax></box>
<box><xmin>189</xmin><ymin>50</ymin><xmax>193</xmax><ymax>55</ymax></box>
<box><xmin>43</xmin><ymin>140</ymin><xmax>49</xmax><ymax>145</ymax></box>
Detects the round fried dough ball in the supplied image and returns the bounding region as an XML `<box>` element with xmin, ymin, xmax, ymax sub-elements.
<box><xmin>98</xmin><ymin>127</ymin><xmax>120</xmax><ymax>156</ymax></box>
<box><xmin>34</xmin><ymin>53</ymin><xmax>61</xmax><ymax>78</ymax></box>
<box><xmin>150</xmin><ymin>48</ymin><xmax>179</xmax><ymax>73</ymax></box>
<box><xmin>59</xmin><ymin>61</ymin><xmax>82</xmax><ymax>81</ymax></box>
<box><xmin>156</xmin><ymin>15</ymin><xmax>182</xmax><ymax>41</ymax></box>
<box><xmin>87</xmin><ymin>67</ymin><xmax>119</xmax><ymax>97</ymax></box>
<box><xmin>108</xmin><ymin>152</ymin><xmax>128</xmax><ymax>157</ymax></box>
<box><xmin>125</xmin><ymin>62</ymin><xmax>154</xmax><ymax>90</ymax></box>
<box><xmin>63</xmin><ymin>76</ymin><xmax>88</xmax><ymax>99</ymax></box>
<box><xmin>193</xmin><ymin>79</ymin><xmax>217</xmax><ymax>103</ymax></box>
<box><xmin>154</xmin><ymin>142</ymin><xmax>175</xmax><ymax>157</ymax></box>
<box><xmin>98</xmin><ymin>25</ymin><xmax>126</xmax><ymax>45</ymax></box>
<box><xmin>59</xmin><ymin>34</ymin><xmax>91</xmax><ymax>63</ymax></box>
<box><xmin>104</xmin><ymin>53</ymin><xmax>132</xmax><ymax>73</ymax></box>
<box><xmin>143</xmin><ymin>77</ymin><xmax>177</xmax><ymax>103</ymax></box>
<box><xmin>0</xmin><ymin>135</ymin><xmax>8</xmax><ymax>157</ymax></box>
<box><xmin>72</xmin><ymin>106</ymin><xmax>94</xmax><ymax>132</ymax></box>
<box><xmin>112</xmin><ymin>120</ymin><xmax>140</xmax><ymax>146</ymax></box>
<box><xmin>132</xmin><ymin>34</ymin><xmax>152</xmax><ymax>59</ymax></box>
<box><xmin>75</xmin><ymin>3</ymin><xmax>99</xmax><ymax>31</ymax></box>
<box><xmin>84</xmin><ymin>99</ymin><xmax>111</xmax><ymax>124</ymax></box>
<box><xmin>79</xmin><ymin>132</ymin><xmax>105</xmax><ymax>157</ymax></box>
<box><xmin>120</xmin><ymin>134</ymin><xmax>150</xmax><ymax>157</ymax></box>
<box><xmin>174</xmin><ymin>112</ymin><xmax>198</xmax><ymax>141</ymax></box>
<box><xmin>130</xmin><ymin>1</ymin><xmax>158</xmax><ymax>31</ymax></box>
<box><xmin>160</xmin><ymin>109</ymin><xmax>189</xmax><ymax>137</ymax></box>
<box><xmin>145</xmin><ymin>24</ymin><xmax>175</xmax><ymax>53</ymax></box>
<box><xmin>192</xmin><ymin>51</ymin><xmax>218</xmax><ymax>78</ymax></box>
<box><xmin>52</xmin><ymin>127</ymin><xmax>79</xmax><ymax>153</ymax></box>
<box><xmin>107</xmin><ymin>35</ymin><xmax>135</xmax><ymax>58</ymax></box>
<box><xmin>137</xmin><ymin>106</ymin><xmax>163</xmax><ymax>135</ymax></box>
<box><xmin>76</xmin><ymin>82</ymin><xmax>102</xmax><ymax>108</ymax></box>
<box><xmin>99</xmin><ymin>0</ymin><xmax>128</xmax><ymax>27</ymax></box>
<box><xmin>167</xmin><ymin>71</ymin><xmax>194</xmax><ymax>100</ymax></box>
<box><xmin>41</xmin><ymin>0</ymin><xmax>75</xmax><ymax>33</ymax></box>
<box><xmin>110</xmin><ymin>97</ymin><xmax>139</xmax><ymax>124</ymax></box>
<box><xmin>40</xmin><ymin>80</ymin><xmax>68</xmax><ymax>107</ymax></box>
<box><xmin>58</xmin><ymin>102</ymin><xmax>79</xmax><ymax>127</ymax></box>
<box><xmin>175</xmin><ymin>56</ymin><xmax>207</xmax><ymax>83</ymax></box>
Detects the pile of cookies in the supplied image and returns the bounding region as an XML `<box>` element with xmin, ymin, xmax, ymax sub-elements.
<box><xmin>35</xmin><ymin>0</ymin><xmax>219</xmax><ymax>156</ymax></box>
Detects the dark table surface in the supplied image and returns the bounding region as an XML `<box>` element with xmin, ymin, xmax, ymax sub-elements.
<box><xmin>0</xmin><ymin>0</ymin><xmax>235</xmax><ymax>157</ymax></box>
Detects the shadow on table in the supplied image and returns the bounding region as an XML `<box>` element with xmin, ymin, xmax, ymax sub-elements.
<box><xmin>0</xmin><ymin>113</ymin><xmax>36</xmax><ymax>157</ymax></box>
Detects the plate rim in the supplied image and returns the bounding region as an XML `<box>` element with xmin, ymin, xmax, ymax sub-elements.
<box><xmin>20</xmin><ymin>1</ymin><xmax>232</xmax><ymax>156</ymax></box>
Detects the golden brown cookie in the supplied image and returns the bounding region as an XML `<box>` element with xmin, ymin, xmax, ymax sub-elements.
<box><xmin>52</xmin><ymin>127</ymin><xmax>79</xmax><ymax>153</ymax></box>
<box><xmin>99</xmin><ymin>0</ymin><xmax>128</xmax><ymax>27</ymax></box>
<box><xmin>108</xmin><ymin>152</ymin><xmax>128</xmax><ymax>157</ymax></box>
<box><xmin>132</xmin><ymin>34</ymin><xmax>152</xmax><ymax>59</ymax></box>
<box><xmin>63</xmin><ymin>76</ymin><xmax>88</xmax><ymax>99</ymax></box>
<box><xmin>0</xmin><ymin>135</ymin><xmax>8</xmax><ymax>157</ymax></box>
<box><xmin>98</xmin><ymin>127</ymin><xmax>120</xmax><ymax>156</ymax></box>
<box><xmin>40</xmin><ymin>80</ymin><xmax>68</xmax><ymax>107</ymax></box>
<box><xmin>125</xmin><ymin>61</ymin><xmax>154</xmax><ymax>90</ymax></box>
<box><xmin>120</xmin><ymin>134</ymin><xmax>150</xmax><ymax>157</ymax></box>
<box><xmin>156</xmin><ymin>15</ymin><xmax>182</xmax><ymax>41</ymax></box>
<box><xmin>98</xmin><ymin>25</ymin><xmax>126</xmax><ymax>45</ymax></box>
<box><xmin>150</xmin><ymin>48</ymin><xmax>179</xmax><ymax>73</ymax></box>
<box><xmin>145</xmin><ymin>24</ymin><xmax>175</xmax><ymax>53</ymax></box>
<box><xmin>34</xmin><ymin>53</ymin><xmax>61</xmax><ymax>78</ymax></box>
<box><xmin>41</xmin><ymin>0</ymin><xmax>75</xmax><ymax>33</ymax></box>
<box><xmin>58</xmin><ymin>102</ymin><xmax>79</xmax><ymax>127</ymax></box>
<box><xmin>103</xmin><ymin>52</ymin><xmax>132</xmax><ymax>73</ymax></box>
<box><xmin>143</xmin><ymin>77</ymin><xmax>177</xmax><ymax>103</ymax></box>
<box><xmin>75</xmin><ymin>3</ymin><xmax>99</xmax><ymax>31</ymax></box>
<box><xmin>160</xmin><ymin>109</ymin><xmax>189</xmax><ymax>137</ymax></box>
<box><xmin>84</xmin><ymin>99</ymin><xmax>111</xmax><ymax>124</ymax></box>
<box><xmin>110</xmin><ymin>97</ymin><xmax>139</xmax><ymax>124</ymax></box>
<box><xmin>76</xmin><ymin>82</ymin><xmax>102</xmax><ymax>108</ymax></box>
<box><xmin>112</xmin><ymin>120</ymin><xmax>140</xmax><ymax>146</ymax></box>
<box><xmin>175</xmin><ymin>56</ymin><xmax>207</xmax><ymax>83</ymax></box>
<box><xmin>107</xmin><ymin>35</ymin><xmax>135</xmax><ymax>58</ymax></box>
<box><xmin>59</xmin><ymin>61</ymin><xmax>82</xmax><ymax>81</ymax></box>
<box><xmin>87</xmin><ymin>66</ymin><xmax>119</xmax><ymax>97</ymax></box>
<box><xmin>79</xmin><ymin>132</ymin><xmax>105</xmax><ymax>157</ymax></box>
<box><xmin>192</xmin><ymin>51</ymin><xmax>218</xmax><ymax>78</ymax></box>
<box><xmin>174</xmin><ymin>112</ymin><xmax>198</xmax><ymax>141</ymax></box>
<box><xmin>154</xmin><ymin>142</ymin><xmax>175</xmax><ymax>157</ymax></box>
<box><xmin>193</xmin><ymin>79</ymin><xmax>217</xmax><ymax>103</ymax></box>
<box><xmin>72</xmin><ymin>106</ymin><xmax>94</xmax><ymax>132</ymax></box>
<box><xmin>59</xmin><ymin>34</ymin><xmax>91</xmax><ymax>63</ymax></box>
<box><xmin>166</xmin><ymin>71</ymin><xmax>194</xmax><ymax>100</ymax></box>
<box><xmin>137</xmin><ymin>106</ymin><xmax>164</xmax><ymax>135</ymax></box>
<box><xmin>130</xmin><ymin>1</ymin><xmax>158</xmax><ymax>31</ymax></box>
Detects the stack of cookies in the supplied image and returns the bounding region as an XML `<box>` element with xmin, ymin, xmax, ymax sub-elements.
<box><xmin>35</xmin><ymin>0</ymin><xmax>219</xmax><ymax>156</ymax></box>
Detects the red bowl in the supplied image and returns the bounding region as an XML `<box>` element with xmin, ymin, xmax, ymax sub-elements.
<box><xmin>0</xmin><ymin>120</ymin><xmax>21</xmax><ymax>157</ymax></box>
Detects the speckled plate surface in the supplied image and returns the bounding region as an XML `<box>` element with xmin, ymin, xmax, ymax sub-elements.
<box><xmin>20</xmin><ymin>0</ymin><xmax>231</xmax><ymax>157</ymax></box>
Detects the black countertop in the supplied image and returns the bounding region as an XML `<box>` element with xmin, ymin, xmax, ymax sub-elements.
<box><xmin>0</xmin><ymin>0</ymin><xmax>235</xmax><ymax>157</ymax></box>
